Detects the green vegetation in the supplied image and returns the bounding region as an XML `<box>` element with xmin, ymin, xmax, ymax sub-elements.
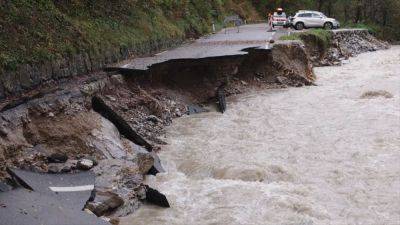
<box><xmin>0</xmin><ymin>0</ymin><xmax>260</xmax><ymax>71</ymax></box>
<box><xmin>1</xmin><ymin>0</ymin><xmax>399</xmax><ymax>72</ymax></box>
<box><xmin>280</xmin><ymin>29</ymin><xmax>332</xmax><ymax>51</ymax></box>
<box><xmin>252</xmin><ymin>0</ymin><xmax>400</xmax><ymax>42</ymax></box>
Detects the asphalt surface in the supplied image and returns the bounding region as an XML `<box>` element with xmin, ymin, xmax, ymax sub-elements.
<box><xmin>0</xmin><ymin>169</ymin><xmax>109</xmax><ymax>225</ymax></box>
<box><xmin>122</xmin><ymin>23</ymin><xmax>288</xmax><ymax>70</ymax></box>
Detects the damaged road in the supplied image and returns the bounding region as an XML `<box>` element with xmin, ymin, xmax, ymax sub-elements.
<box><xmin>0</xmin><ymin>169</ymin><xmax>109</xmax><ymax>225</ymax></box>
<box><xmin>0</xmin><ymin>24</ymin><xmax>389</xmax><ymax>224</ymax></box>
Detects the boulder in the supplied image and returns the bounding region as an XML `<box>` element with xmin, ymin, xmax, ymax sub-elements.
<box><xmin>133</xmin><ymin>146</ymin><xmax>165</xmax><ymax>175</ymax></box>
<box><xmin>86</xmin><ymin>191</ymin><xmax>124</xmax><ymax>217</ymax></box>
<box><xmin>77</xmin><ymin>159</ymin><xmax>94</xmax><ymax>171</ymax></box>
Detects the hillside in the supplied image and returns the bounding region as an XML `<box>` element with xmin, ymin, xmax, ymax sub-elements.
<box><xmin>0</xmin><ymin>0</ymin><xmax>260</xmax><ymax>71</ymax></box>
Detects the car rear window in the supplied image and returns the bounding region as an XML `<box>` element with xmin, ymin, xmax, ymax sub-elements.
<box><xmin>274</xmin><ymin>12</ymin><xmax>286</xmax><ymax>17</ymax></box>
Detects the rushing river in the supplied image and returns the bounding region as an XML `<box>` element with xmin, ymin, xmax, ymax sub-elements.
<box><xmin>121</xmin><ymin>47</ymin><xmax>400</xmax><ymax>225</ymax></box>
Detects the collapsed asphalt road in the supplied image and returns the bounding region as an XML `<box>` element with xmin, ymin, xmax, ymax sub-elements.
<box><xmin>0</xmin><ymin>169</ymin><xmax>109</xmax><ymax>225</ymax></box>
<box><xmin>120</xmin><ymin>23</ymin><xmax>282</xmax><ymax>70</ymax></box>
<box><xmin>0</xmin><ymin>22</ymin><xmax>389</xmax><ymax>225</ymax></box>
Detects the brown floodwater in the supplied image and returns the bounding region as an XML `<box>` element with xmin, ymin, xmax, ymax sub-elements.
<box><xmin>121</xmin><ymin>47</ymin><xmax>400</xmax><ymax>225</ymax></box>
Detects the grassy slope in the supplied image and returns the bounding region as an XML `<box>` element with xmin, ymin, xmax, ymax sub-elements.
<box><xmin>280</xmin><ymin>29</ymin><xmax>332</xmax><ymax>51</ymax></box>
<box><xmin>0</xmin><ymin>0</ymin><xmax>260</xmax><ymax>71</ymax></box>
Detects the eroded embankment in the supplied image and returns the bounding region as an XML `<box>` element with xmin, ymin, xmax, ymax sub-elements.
<box><xmin>296</xmin><ymin>29</ymin><xmax>389</xmax><ymax>66</ymax></box>
<box><xmin>0</xmin><ymin>29</ymin><xmax>388</xmax><ymax>223</ymax></box>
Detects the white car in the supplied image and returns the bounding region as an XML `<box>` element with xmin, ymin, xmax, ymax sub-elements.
<box><xmin>290</xmin><ymin>10</ymin><xmax>340</xmax><ymax>30</ymax></box>
<box><xmin>272</xmin><ymin>12</ymin><xmax>289</xmax><ymax>28</ymax></box>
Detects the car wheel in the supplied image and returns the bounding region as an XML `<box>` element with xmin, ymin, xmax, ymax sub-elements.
<box><xmin>295</xmin><ymin>22</ymin><xmax>304</xmax><ymax>30</ymax></box>
<box><xmin>324</xmin><ymin>22</ymin><xmax>333</xmax><ymax>30</ymax></box>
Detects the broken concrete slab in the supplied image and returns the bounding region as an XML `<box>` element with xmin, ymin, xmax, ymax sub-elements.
<box><xmin>7</xmin><ymin>168</ymin><xmax>95</xmax><ymax>208</ymax></box>
<box><xmin>92</xmin><ymin>96</ymin><xmax>153</xmax><ymax>151</ymax></box>
<box><xmin>144</xmin><ymin>185</ymin><xmax>170</xmax><ymax>208</ymax></box>
<box><xmin>216</xmin><ymin>84</ymin><xmax>227</xmax><ymax>114</ymax></box>
<box><xmin>103</xmin><ymin>67</ymin><xmax>147</xmax><ymax>77</ymax></box>
<box><xmin>0</xmin><ymin>188</ymin><xmax>110</xmax><ymax>225</ymax></box>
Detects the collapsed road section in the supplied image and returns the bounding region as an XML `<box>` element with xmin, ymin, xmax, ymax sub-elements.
<box><xmin>1</xmin><ymin>169</ymin><xmax>109</xmax><ymax>225</ymax></box>
<box><xmin>0</xmin><ymin>26</ymin><xmax>389</xmax><ymax>224</ymax></box>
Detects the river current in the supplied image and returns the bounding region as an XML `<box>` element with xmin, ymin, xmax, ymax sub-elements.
<box><xmin>121</xmin><ymin>47</ymin><xmax>400</xmax><ymax>225</ymax></box>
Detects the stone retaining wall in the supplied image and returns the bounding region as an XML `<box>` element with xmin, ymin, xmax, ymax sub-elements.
<box><xmin>0</xmin><ymin>37</ymin><xmax>184</xmax><ymax>100</ymax></box>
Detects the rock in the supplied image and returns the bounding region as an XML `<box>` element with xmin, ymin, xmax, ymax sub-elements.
<box><xmin>187</xmin><ymin>105</ymin><xmax>207</xmax><ymax>115</ymax></box>
<box><xmin>48</xmin><ymin>160</ymin><xmax>77</xmax><ymax>174</ymax></box>
<box><xmin>47</xmin><ymin>153</ymin><xmax>68</xmax><ymax>163</ymax></box>
<box><xmin>106</xmin><ymin>95</ymin><xmax>116</xmax><ymax>102</ymax></box>
<box><xmin>110</xmin><ymin>75</ymin><xmax>124</xmax><ymax>85</ymax></box>
<box><xmin>145</xmin><ymin>186</ymin><xmax>170</xmax><ymax>208</ymax></box>
<box><xmin>216</xmin><ymin>84</ymin><xmax>226</xmax><ymax>114</ymax></box>
<box><xmin>147</xmin><ymin>151</ymin><xmax>166</xmax><ymax>176</ymax></box>
<box><xmin>133</xmin><ymin>146</ymin><xmax>165</xmax><ymax>175</ymax></box>
<box><xmin>0</xmin><ymin>126</ymin><xmax>8</xmax><ymax>137</ymax></box>
<box><xmin>146</xmin><ymin>115</ymin><xmax>162</xmax><ymax>124</ymax></box>
<box><xmin>135</xmin><ymin>185</ymin><xmax>147</xmax><ymax>200</ymax></box>
<box><xmin>77</xmin><ymin>159</ymin><xmax>94</xmax><ymax>170</ymax></box>
<box><xmin>60</xmin><ymin>165</ymin><xmax>72</xmax><ymax>173</ymax></box>
<box><xmin>109</xmin><ymin>217</ymin><xmax>120</xmax><ymax>225</ymax></box>
<box><xmin>86</xmin><ymin>191</ymin><xmax>124</xmax><ymax>217</ymax></box>
<box><xmin>84</xmin><ymin>156</ymin><xmax>98</xmax><ymax>166</ymax></box>
<box><xmin>137</xmin><ymin>152</ymin><xmax>154</xmax><ymax>175</ymax></box>
<box><xmin>174</xmin><ymin>108</ymin><xmax>182</xmax><ymax>117</ymax></box>
<box><xmin>276</xmin><ymin>76</ymin><xmax>290</xmax><ymax>85</ymax></box>
<box><xmin>361</xmin><ymin>90</ymin><xmax>393</xmax><ymax>99</ymax></box>
<box><xmin>47</xmin><ymin>164</ymin><xmax>61</xmax><ymax>174</ymax></box>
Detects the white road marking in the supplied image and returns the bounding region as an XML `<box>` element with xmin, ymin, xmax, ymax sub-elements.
<box><xmin>49</xmin><ymin>185</ymin><xmax>94</xmax><ymax>192</ymax></box>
